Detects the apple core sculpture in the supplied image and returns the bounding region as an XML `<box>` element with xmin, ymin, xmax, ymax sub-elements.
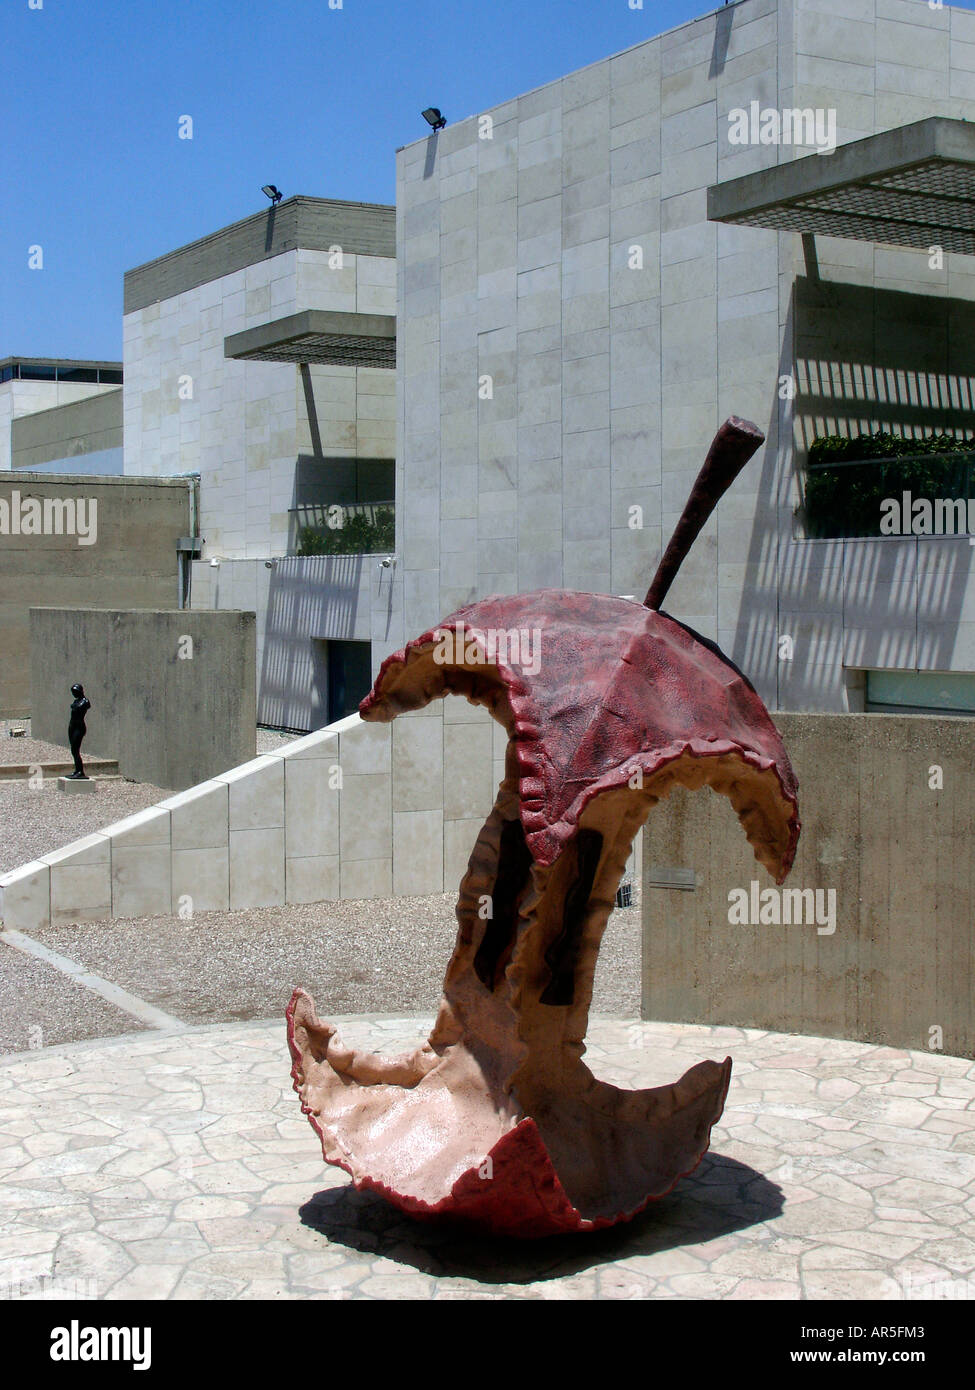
<box><xmin>287</xmin><ymin>418</ymin><xmax>801</xmax><ymax>1237</ymax></box>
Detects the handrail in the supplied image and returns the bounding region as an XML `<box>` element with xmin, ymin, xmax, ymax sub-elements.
<box><xmin>808</xmin><ymin>448</ymin><xmax>975</xmax><ymax>471</ymax></box>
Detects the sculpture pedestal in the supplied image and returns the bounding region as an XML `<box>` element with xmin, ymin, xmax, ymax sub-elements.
<box><xmin>58</xmin><ymin>776</ymin><xmax>97</xmax><ymax>794</ymax></box>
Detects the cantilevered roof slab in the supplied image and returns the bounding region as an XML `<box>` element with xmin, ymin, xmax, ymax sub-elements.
<box><xmin>224</xmin><ymin>310</ymin><xmax>396</xmax><ymax>368</ymax></box>
<box><xmin>708</xmin><ymin>118</ymin><xmax>975</xmax><ymax>256</ymax></box>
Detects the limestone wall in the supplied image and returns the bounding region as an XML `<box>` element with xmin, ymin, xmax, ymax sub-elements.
<box><xmin>0</xmin><ymin>711</ymin><xmax>498</xmax><ymax>931</ymax></box>
<box><xmin>0</xmin><ymin>705</ymin><xmax>638</xmax><ymax>934</ymax></box>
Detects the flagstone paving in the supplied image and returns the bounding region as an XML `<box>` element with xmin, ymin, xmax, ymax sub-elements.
<box><xmin>1</xmin><ymin>1016</ymin><xmax>973</xmax><ymax>1301</ymax></box>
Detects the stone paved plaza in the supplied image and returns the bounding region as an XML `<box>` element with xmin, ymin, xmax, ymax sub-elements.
<box><xmin>1</xmin><ymin>1015</ymin><xmax>974</xmax><ymax>1300</ymax></box>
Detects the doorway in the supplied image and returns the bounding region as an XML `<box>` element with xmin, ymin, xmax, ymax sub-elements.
<box><xmin>324</xmin><ymin>639</ymin><xmax>373</xmax><ymax>722</ymax></box>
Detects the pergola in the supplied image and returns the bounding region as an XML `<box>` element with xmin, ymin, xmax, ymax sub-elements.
<box><xmin>224</xmin><ymin>309</ymin><xmax>396</xmax><ymax>369</ymax></box>
<box><xmin>708</xmin><ymin>116</ymin><xmax>975</xmax><ymax>256</ymax></box>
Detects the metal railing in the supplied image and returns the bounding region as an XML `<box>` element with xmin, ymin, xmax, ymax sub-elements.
<box><xmin>290</xmin><ymin>500</ymin><xmax>395</xmax><ymax>556</ymax></box>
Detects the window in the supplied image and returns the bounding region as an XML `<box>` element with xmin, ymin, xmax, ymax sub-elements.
<box><xmin>866</xmin><ymin>670</ymin><xmax>975</xmax><ymax>716</ymax></box>
<box><xmin>57</xmin><ymin>367</ymin><xmax>100</xmax><ymax>383</ymax></box>
<box><xmin>0</xmin><ymin>362</ymin><xmax>122</xmax><ymax>384</ymax></box>
<box><xmin>289</xmin><ymin>456</ymin><xmax>394</xmax><ymax>556</ymax></box>
<box><xmin>802</xmin><ymin>433</ymin><xmax>975</xmax><ymax>540</ymax></box>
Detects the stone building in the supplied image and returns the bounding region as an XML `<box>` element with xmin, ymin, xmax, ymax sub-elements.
<box><xmin>391</xmin><ymin>0</ymin><xmax>975</xmax><ymax>719</ymax></box>
<box><xmin>7</xmin><ymin>0</ymin><xmax>975</xmax><ymax>898</ymax></box>
<box><xmin>0</xmin><ymin>358</ymin><xmax>122</xmax><ymax>474</ymax></box>
<box><xmin>120</xmin><ymin>196</ymin><xmax>397</xmax><ymax>729</ymax></box>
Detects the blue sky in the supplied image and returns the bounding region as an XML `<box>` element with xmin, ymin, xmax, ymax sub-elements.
<box><xmin>4</xmin><ymin>0</ymin><xmax>973</xmax><ymax>362</ymax></box>
<box><xmin>0</xmin><ymin>0</ymin><xmax>734</xmax><ymax>360</ymax></box>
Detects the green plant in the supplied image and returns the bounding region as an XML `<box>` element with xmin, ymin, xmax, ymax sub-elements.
<box><xmin>803</xmin><ymin>432</ymin><xmax>975</xmax><ymax>538</ymax></box>
<box><xmin>296</xmin><ymin>507</ymin><xmax>395</xmax><ymax>556</ymax></box>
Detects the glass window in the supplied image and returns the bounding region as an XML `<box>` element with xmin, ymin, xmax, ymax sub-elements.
<box><xmin>97</xmin><ymin>369</ymin><xmax>123</xmax><ymax>383</ymax></box>
<box><xmin>19</xmin><ymin>363</ymin><xmax>57</xmax><ymax>380</ymax></box>
<box><xmin>57</xmin><ymin>367</ymin><xmax>100</xmax><ymax>383</ymax></box>
<box><xmin>867</xmin><ymin>669</ymin><xmax>975</xmax><ymax>714</ymax></box>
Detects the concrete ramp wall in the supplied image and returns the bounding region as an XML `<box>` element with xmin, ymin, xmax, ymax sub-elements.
<box><xmin>0</xmin><ymin>708</ymin><xmax>503</xmax><ymax>932</ymax></box>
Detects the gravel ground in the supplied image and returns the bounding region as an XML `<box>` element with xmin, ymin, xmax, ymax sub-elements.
<box><xmin>0</xmin><ymin>941</ymin><xmax>142</xmax><ymax>1055</ymax></box>
<box><xmin>2</xmin><ymin>719</ymin><xmax>640</xmax><ymax>1048</ymax></box>
<box><xmin>29</xmin><ymin>892</ymin><xmax>641</xmax><ymax>1028</ymax></box>
<box><xmin>0</xmin><ymin>720</ymin><xmax>76</xmax><ymax>767</ymax></box>
<box><xmin>256</xmin><ymin>726</ymin><xmax>301</xmax><ymax>754</ymax></box>
<box><xmin>0</xmin><ymin>778</ymin><xmax>173</xmax><ymax>875</ymax></box>
<box><xmin>0</xmin><ymin>720</ymin><xmax>297</xmax><ymax>767</ymax></box>
<box><xmin>0</xmin><ymin>714</ymin><xmax>171</xmax><ymax>874</ymax></box>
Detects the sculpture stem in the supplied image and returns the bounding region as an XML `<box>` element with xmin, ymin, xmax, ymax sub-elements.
<box><xmin>644</xmin><ymin>416</ymin><xmax>765</xmax><ymax>611</ymax></box>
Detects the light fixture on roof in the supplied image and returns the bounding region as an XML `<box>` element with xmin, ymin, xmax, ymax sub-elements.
<box><xmin>261</xmin><ymin>184</ymin><xmax>283</xmax><ymax>205</ymax></box>
<box><xmin>421</xmin><ymin>108</ymin><xmax>446</xmax><ymax>131</ymax></box>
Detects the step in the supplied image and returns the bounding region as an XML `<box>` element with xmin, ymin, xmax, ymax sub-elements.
<box><xmin>0</xmin><ymin>758</ymin><xmax>120</xmax><ymax>782</ymax></box>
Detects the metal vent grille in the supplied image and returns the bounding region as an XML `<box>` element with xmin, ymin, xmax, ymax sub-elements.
<box><xmin>708</xmin><ymin>120</ymin><xmax>975</xmax><ymax>256</ymax></box>
<box><xmin>235</xmin><ymin>333</ymin><xmax>395</xmax><ymax>368</ymax></box>
<box><xmin>225</xmin><ymin>310</ymin><xmax>397</xmax><ymax>369</ymax></box>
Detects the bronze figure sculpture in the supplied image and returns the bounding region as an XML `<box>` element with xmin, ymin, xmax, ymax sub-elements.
<box><xmin>67</xmin><ymin>683</ymin><xmax>91</xmax><ymax>780</ymax></box>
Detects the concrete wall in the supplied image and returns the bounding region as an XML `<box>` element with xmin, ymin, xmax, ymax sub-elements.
<box><xmin>0</xmin><ymin>696</ymin><xmax>643</xmax><ymax>933</ymax></box>
<box><xmin>11</xmin><ymin>389</ymin><xmax>123</xmax><ymax>473</ymax></box>
<box><xmin>390</xmin><ymin>0</ymin><xmax>793</xmax><ymax>699</ymax></box>
<box><xmin>29</xmin><ymin>608</ymin><xmax>256</xmax><ymax>791</ymax></box>
<box><xmin>391</xmin><ymin>0</ymin><xmax>975</xmax><ymax>716</ymax></box>
<box><xmin>122</xmin><ymin>250</ymin><xmax>300</xmax><ymax>556</ymax></box>
<box><xmin>642</xmin><ymin>711</ymin><xmax>975</xmax><ymax>1058</ymax></box>
<box><xmin>0</xmin><ymin>473</ymin><xmax>189</xmax><ymax>717</ymax></box>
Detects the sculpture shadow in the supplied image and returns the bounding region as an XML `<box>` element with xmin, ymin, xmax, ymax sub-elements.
<box><xmin>298</xmin><ymin>1152</ymin><xmax>783</xmax><ymax>1286</ymax></box>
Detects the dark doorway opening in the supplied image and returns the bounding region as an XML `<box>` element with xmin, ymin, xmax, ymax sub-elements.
<box><xmin>324</xmin><ymin>639</ymin><xmax>373</xmax><ymax>721</ymax></box>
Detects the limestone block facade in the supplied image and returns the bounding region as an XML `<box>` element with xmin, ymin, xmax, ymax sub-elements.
<box><xmin>390</xmin><ymin>0</ymin><xmax>975</xmax><ymax>713</ymax></box>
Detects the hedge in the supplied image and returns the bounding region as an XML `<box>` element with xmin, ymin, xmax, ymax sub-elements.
<box><xmin>296</xmin><ymin>507</ymin><xmax>396</xmax><ymax>556</ymax></box>
<box><xmin>804</xmin><ymin>432</ymin><xmax>975</xmax><ymax>538</ymax></box>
